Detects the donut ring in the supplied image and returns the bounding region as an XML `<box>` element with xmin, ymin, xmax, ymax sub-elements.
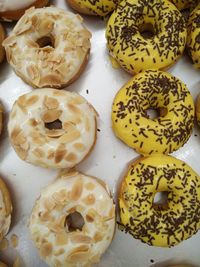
<box><xmin>119</xmin><ymin>155</ymin><xmax>200</xmax><ymax>247</ymax></box>
<box><xmin>0</xmin><ymin>177</ymin><xmax>12</xmax><ymax>241</ymax></box>
<box><xmin>0</xmin><ymin>102</ymin><xmax>3</xmax><ymax>136</ymax></box>
<box><xmin>2</xmin><ymin>7</ymin><xmax>91</xmax><ymax>89</ymax></box>
<box><xmin>112</xmin><ymin>70</ymin><xmax>194</xmax><ymax>155</ymax></box>
<box><xmin>8</xmin><ymin>89</ymin><xmax>97</xmax><ymax>169</ymax></box>
<box><xmin>187</xmin><ymin>3</ymin><xmax>200</xmax><ymax>69</ymax></box>
<box><xmin>169</xmin><ymin>0</ymin><xmax>199</xmax><ymax>10</ymax></box>
<box><xmin>29</xmin><ymin>171</ymin><xmax>116</xmax><ymax>267</ymax></box>
<box><xmin>66</xmin><ymin>0</ymin><xmax>118</xmax><ymax>16</ymax></box>
<box><xmin>0</xmin><ymin>23</ymin><xmax>5</xmax><ymax>63</ymax></box>
<box><xmin>0</xmin><ymin>0</ymin><xmax>49</xmax><ymax>21</ymax></box>
<box><xmin>106</xmin><ymin>0</ymin><xmax>187</xmax><ymax>74</ymax></box>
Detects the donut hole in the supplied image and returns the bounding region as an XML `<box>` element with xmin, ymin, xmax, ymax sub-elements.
<box><xmin>138</xmin><ymin>23</ymin><xmax>155</xmax><ymax>39</ymax></box>
<box><xmin>153</xmin><ymin>191</ymin><xmax>169</xmax><ymax>210</ymax></box>
<box><xmin>65</xmin><ymin>211</ymin><xmax>85</xmax><ymax>232</ymax></box>
<box><xmin>45</xmin><ymin>119</ymin><xmax>62</xmax><ymax>130</ymax></box>
<box><xmin>36</xmin><ymin>35</ymin><xmax>55</xmax><ymax>48</ymax></box>
<box><xmin>146</xmin><ymin>107</ymin><xmax>168</xmax><ymax>119</ymax></box>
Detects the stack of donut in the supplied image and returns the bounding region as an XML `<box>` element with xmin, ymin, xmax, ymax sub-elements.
<box><xmin>0</xmin><ymin>0</ymin><xmax>200</xmax><ymax>265</ymax></box>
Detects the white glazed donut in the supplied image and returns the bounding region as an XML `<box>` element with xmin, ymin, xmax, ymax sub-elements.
<box><xmin>0</xmin><ymin>0</ymin><xmax>49</xmax><ymax>21</ymax></box>
<box><xmin>2</xmin><ymin>7</ymin><xmax>91</xmax><ymax>88</ymax></box>
<box><xmin>0</xmin><ymin>177</ymin><xmax>12</xmax><ymax>241</ymax></box>
<box><xmin>29</xmin><ymin>171</ymin><xmax>116</xmax><ymax>267</ymax></box>
<box><xmin>8</xmin><ymin>89</ymin><xmax>97</xmax><ymax>169</ymax></box>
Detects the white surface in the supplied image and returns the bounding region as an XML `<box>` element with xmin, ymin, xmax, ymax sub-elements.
<box><xmin>0</xmin><ymin>0</ymin><xmax>200</xmax><ymax>266</ymax></box>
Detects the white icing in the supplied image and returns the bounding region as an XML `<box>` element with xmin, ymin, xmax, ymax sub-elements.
<box><xmin>2</xmin><ymin>7</ymin><xmax>91</xmax><ymax>88</ymax></box>
<box><xmin>29</xmin><ymin>172</ymin><xmax>116</xmax><ymax>267</ymax></box>
<box><xmin>0</xmin><ymin>0</ymin><xmax>36</xmax><ymax>12</ymax></box>
<box><xmin>8</xmin><ymin>89</ymin><xmax>97</xmax><ymax>169</ymax></box>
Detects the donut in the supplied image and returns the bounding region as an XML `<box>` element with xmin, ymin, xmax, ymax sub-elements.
<box><xmin>0</xmin><ymin>102</ymin><xmax>3</xmax><ymax>136</ymax></box>
<box><xmin>196</xmin><ymin>92</ymin><xmax>200</xmax><ymax>127</ymax></box>
<box><xmin>66</xmin><ymin>0</ymin><xmax>118</xmax><ymax>16</ymax></box>
<box><xmin>187</xmin><ymin>3</ymin><xmax>200</xmax><ymax>69</ymax></box>
<box><xmin>119</xmin><ymin>155</ymin><xmax>200</xmax><ymax>247</ymax></box>
<box><xmin>8</xmin><ymin>89</ymin><xmax>97</xmax><ymax>169</ymax></box>
<box><xmin>2</xmin><ymin>7</ymin><xmax>91</xmax><ymax>89</ymax></box>
<box><xmin>0</xmin><ymin>177</ymin><xmax>12</xmax><ymax>242</ymax></box>
<box><xmin>169</xmin><ymin>0</ymin><xmax>199</xmax><ymax>10</ymax></box>
<box><xmin>105</xmin><ymin>0</ymin><xmax>187</xmax><ymax>74</ymax></box>
<box><xmin>112</xmin><ymin>70</ymin><xmax>194</xmax><ymax>155</ymax></box>
<box><xmin>29</xmin><ymin>171</ymin><xmax>116</xmax><ymax>267</ymax></box>
<box><xmin>0</xmin><ymin>0</ymin><xmax>49</xmax><ymax>21</ymax></box>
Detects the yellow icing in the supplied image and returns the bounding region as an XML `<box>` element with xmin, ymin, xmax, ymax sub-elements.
<box><xmin>112</xmin><ymin>70</ymin><xmax>194</xmax><ymax>155</ymax></box>
<box><xmin>75</xmin><ymin>0</ymin><xmax>118</xmax><ymax>16</ymax></box>
<box><xmin>196</xmin><ymin>93</ymin><xmax>200</xmax><ymax>126</ymax></box>
<box><xmin>106</xmin><ymin>0</ymin><xmax>187</xmax><ymax>74</ymax></box>
<box><xmin>187</xmin><ymin>3</ymin><xmax>200</xmax><ymax>69</ymax></box>
<box><xmin>109</xmin><ymin>56</ymin><xmax>120</xmax><ymax>69</ymax></box>
<box><xmin>119</xmin><ymin>155</ymin><xmax>200</xmax><ymax>247</ymax></box>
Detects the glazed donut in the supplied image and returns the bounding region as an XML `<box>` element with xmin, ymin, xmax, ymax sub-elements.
<box><xmin>106</xmin><ymin>0</ymin><xmax>187</xmax><ymax>74</ymax></box>
<box><xmin>187</xmin><ymin>3</ymin><xmax>200</xmax><ymax>69</ymax></box>
<box><xmin>8</xmin><ymin>89</ymin><xmax>97</xmax><ymax>169</ymax></box>
<box><xmin>169</xmin><ymin>0</ymin><xmax>199</xmax><ymax>10</ymax></box>
<box><xmin>0</xmin><ymin>102</ymin><xmax>3</xmax><ymax>136</ymax></box>
<box><xmin>2</xmin><ymin>7</ymin><xmax>91</xmax><ymax>89</ymax></box>
<box><xmin>0</xmin><ymin>177</ymin><xmax>12</xmax><ymax>242</ymax></box>
<box><xmin>119</xmin><ymin>155</ymin><xmax>200</xmax><ymax>247</ymax></box>
<box><xmin>112</xmin><ymin>70</ymin><xmax>194</xmax><ymax>155</ymax></box>
<box><xmin>29</xmin><ymin>171</ymin><xmax>116</xmax><ymax>267</ymax></box>
<box><xmin>196</xmin><ymin>92</ymin><xmax>200</xmax><ymax>126</ymax></box>
<box><xmin>0</xmin><ymin>0</ymin><xmax>49</xmax><ymax>21</ymax></box>
<box><xmin>66</xmin><ymin>0</ymin><xmax>118</xmax><ymax>16</ymax></box>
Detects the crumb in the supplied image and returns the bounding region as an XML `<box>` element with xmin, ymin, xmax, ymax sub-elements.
<box><xmin>113</xmin><ymin>155</ymin><xmax>116</xmax><ymax>159</ymax></box>
<box><xmin>86</xmin><ymin>89</ymin><xmax>89</xmax><ymax>94</ymax></box>
<box><xmin>0</xmin><ymin>238</ymin><xmax>9</xmax><ymax>250</ymax></box>
<box><xmin>13</xmin><ymin>257</ymin><xmax>20</xmax><ymax>267</ymax></box>
<box><xmin>11</xmin><ymin>234</ymin><xmax>18</xmax><ymax>248</ymax></box>
<box><xmin>150</xmin><ymin>259</ymin><xmax>154</xmax><ymax>263</ymax></box>
<box><xmin>97</xmin><ymin>128</ymin><xmax>101</xmax><ymax>132</ymax></box>
<box><xmin>194</xmin><ymin>134</ymin><xmax>198</xmax><ymax>137</ymax></box>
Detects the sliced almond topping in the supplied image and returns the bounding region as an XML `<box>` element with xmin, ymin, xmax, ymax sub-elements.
<box><xmin>54</xmin><ymin>144</ymin><xmax>67</xmax><ymax>163</ymax></box>
<box><xmin>26</xmin><ymin>39</ymin><xmax>38</xmax><ymax>48</ymax></box>
<box><xmin>65</xmin><ymin>152</ymin><xmax>77</xmax><ymax>162</ymax></box>
<box><xmin>93</xmin><ymin>232</ymin><xmax>103</xmax><ymax>243</ymax></box>
<box><xmin>39</xmin><ymin>211</ymin><xmax>52</xmax><ymax>222</ymax></box>
<box><xmin>71</xmin><ymin>234</ymin><xmax>92</xmax><ymax>244</ymax></box>
<box><xmin>38</xmin><ymin>20</ymin><xmax>54</xmax><ymax>36</ymax></box>
<box><xmin>26</xmin><ymin>95</ymin><xmax>39</xmax><ymax>106</ymax></box>
<box><xmin>67</xmin><ymin>245</ymin><xmax>90</xmax><ymax>262</ymax></box>
<box><xmin>0</xmin><ymin>238</ymin><xmax>8</xmax><ymax>250</ymax></box>
<box><xmin>68</xmin><ymin>96</ymin><xmax>85</xmax><ymax>105</ymax></box>
<box><xmin>42</xmin><ymin>110</ymin><xmax>62</xmax><ymax>123</ymax></box>
<box><xmin>33</xmin><ymin>148</ymin><xmax>45</xmax><ymax>158</ymax></box>
<box><xmin>44</xmin><ymin>96</ymin><xmax>59</xmax><ymax>110</ymax></box>
<box><xmin>2</xmin><ymin>35</ymin><xmax>17</xmax><ymax>47</ymax></box>
<box><xmin>46</xmin><ymin>129</ymin><xmax>65</xmax><ymax>138</ymax></box>
<box><xmin>15</xmin><ymin>146</ymin><xmax>27</xmax><ymax>160</ymax></box>
<box><xmin>73</xmin><ymin>143</ymin><xmax>86</xmax><ymax>152</ymax></box>
<box><xmin>52</xmin><ymin>189</ymin><xmax>68</xmax><ymax>203</ymax></box>
<box><xmin>26</xmin><ymin>65</ymin><xmax>40</xmax><ymax>81</ymax></box>
<box><xmin>59</xmin><ymin>130</ymin><xmax>80</xmax><ymax>143</ymax></box>
<box><xmin>43</xmin><ymin>198</ymin><xmax>55</xmax><ymax>211</ymax></box>
<box><xmin>69</xmin><ymin>177</ymin><xmax>83</xmax><ymax>201</ymax></box>
<box><xmin>85</xmin><ymin>182</ymin><xmax>95</xmax><ymax>191</ymax></box>
<box><xmin>11</xmin><ymin>234</ymin><xmax>18</xmax><ymax>248</ymax></box>
<box><xmin>54</xmin><ymin>248</ymin><xmax>65</xmax><ymax>256</ymax></box>
<box><xmin>55</xmin><ymin>233</ymin><xmax>68</xmax><ymax>246</ymax></box>
<box><xmin>40</xmin><ymin>74</ymin><xmax>63</xmax><ymax>87</ymax></box>
<box><xmin>68</xmin><ymin>104</ymin><xmax>82</xmax><ymax>115</ymax></box>
<box><xmin>79</xmin><ymin>29</ymin><xmax>92</xmax><ymax>39</ymax></box>
<box><xmin>83</xmin><ymin>194</ymin><xmax>95</xmax><ymax>205</ymax></box>
<box><xmin>40</xmin><ymin>242</ymin><xmax>53</xmax><ymax>258</ymax></box>
<box><xmin>14</xmin><ymin>19</ymin><xmax>32</xmax><ymax>35</ymax></box>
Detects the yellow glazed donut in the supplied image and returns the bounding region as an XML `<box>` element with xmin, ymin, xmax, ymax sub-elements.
<box><xmin>0</xmin><ymin>0</ymin><xmax>49</xmax><ymax>21</ymax></box>
<box><xmin>169</xmin><ymin>0</ymin><xmax>199</xmax><ymax>10</ymax></box>
<box><xmin>106</xmin><ymin>0</ymin><xmax>187</xmax><ymax>74</ymax></box>
<box><xmin>112</xmin><ymin>70</ymin><xmax>194</xmax><ymax>155</ymax></box>
<box><xmin>66</xmin><ymin>0</ymin><xmax>118</xmax><ymax>16</ymax></box>
<box><xmin>29</xmin><ymin>171</ymin><xmax>116</xmax><ymax>267</ymax></box>
<box><xmin>0</xmin><ymin>102</ymin><xmax>3</xmax><ymax>136</ymax></box>
<box><xmin>8</xmin><ymin>89</ymin><xmax>97</xmax><ymax>169</ymax></box>
<box><xmin>0</xmin><ymin>177</ymin><xmax>12</xmax><ymax>241</ymax></box>
<box><xmin>196</xmin><ymin>92</ymin><xmax>200</xmax><ymax>126</ymax></box>
<box><xmin>119</xmin><ymin>155</ymin><xmax>200</xmax><ymax>247</ymax></box>
<box><xmin>2</xmin><ymin>7</ymin><xmax>91</xmax><ymax>89</ymax></box>
<box><xmin>187</xmin><ymin>3</ymin><xmax>200</xmax><ymax>68</ymax></box>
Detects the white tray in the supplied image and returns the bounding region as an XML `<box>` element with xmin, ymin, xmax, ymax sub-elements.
<box><xmin>1</xmin><ymin>0</ymin><xmax>200</xmax><ymax>266</ymax></box>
